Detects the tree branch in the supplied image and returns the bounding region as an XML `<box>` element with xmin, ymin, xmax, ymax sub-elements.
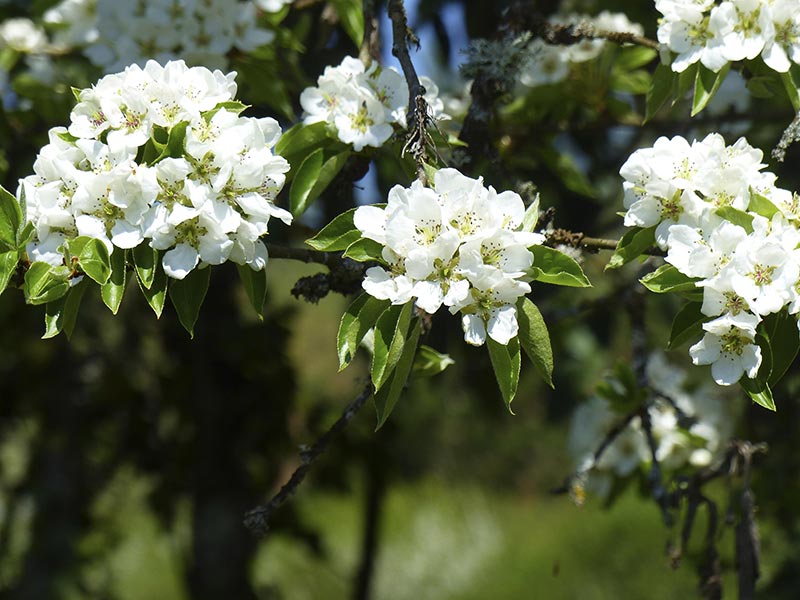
<box><xmin>244</xmin><ymin>382</ymin><xmax>373</xmax><ymax>536</ymax></box>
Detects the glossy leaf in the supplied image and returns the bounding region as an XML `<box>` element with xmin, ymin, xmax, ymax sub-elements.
<box><xmin>692</xmin><ymin>62</ymin><xmax>730</xmax><ymax>116</ymax></box>
<box><xmin>487</xmin><ymin>336</ymin><xmax>521</xmax><ymax>412</ymax></box>
<box><xmin>289</xmin><ymin>148</ymin><xmax>324</xmax><ymax>215</ymax></box>
<box><xmin>374</xmin><ymin>318</ymin><xmax>420</xmax><ymax>430</ymax></box>
<box><xmin>306</xmin><ymin>207</ymin><xmax>362</xmax><ymax>251</ymax></box>
<box><xmin>517</xmin><ymin>297</ymin><xmax>554</xmax><ymax>388</ymax></box>
<box><xmin>24</xmin><ymin>263</ymin><xmax>71</xmax><ymax>305</ymax></box>
<box><xmin>275</xmin><ymin>121</ymin><xmax>330</xmax><ymax>172</ymax></box>
<box><xmin>0</xmin><ymin>250</ymin><xmax>17</xmax><ymax>296</ymax></box>
<box><xmin>606</xmin><ymin>226</ymin><xmax>656</xmax><ymax>270</ymax></box>
<box><xmin>748</xmin><ymin>192</ymin><xmax>780</xmax><ymax>219</ymax></box>
<box><xmin>43</xmin><ymin>278</ymin><xmax>87</xmax><ymax>340</ymax></box>
<box><xmin>640</xmin><ymin>264</ymin><xmax>699</xmax><ymax>294</ymax></box>
<box><xmin>0</xmin><ymin>184</ymin><xmax>22</xmax><ymax>251</ymax></box>
<box><xmin>138</xmin><ymin>260</ymin><xmax>167</xmax><ymax>318</ymax></box>
<box><xmin>343</xmin><ymin>238</ymin><xmax>384</xmax><ymax>263</ymax></box>
<box><xmin>412</xmin><ymin>345</ymin><xmax>455</xmax><ymax>378</ymax></box>
<box><xmin>668</xmin><ymin>301</ymin><xmax>707</xmax><ymax>350</ymax></box>
<box><xmin>237</xmin><ymin>264</ymin><xmax>268</xmax><ymax>319</ymax></box>
<box><xmin>133</xmin><ymin>243</ymin><xmax>158</xmax><ymax>289</ymax></box>
<box><xmin>337</xmin><ymin>292</ymin><xmax>390</xmax><ymax>370</ymax></box>
<box><xmin>781</xmin><ymin>70</ymin><xmax>800</xmax><ymax>111</ymax></box>
<box><xmin>644</xmin><ymin>63</ymin><xmax>675</xmax><ymax>123</ymax></box>
<box><xmin>762</xmin><ymin>311</ymin><xmax>800</xmax><ymax>386</ymax></box>
<box><xmin>67</xmin><ymin>237</ymin><xmax>112</xmax><ymax>285</ymax></box>
<box><xmin>168</xmin><ymin>267</ymin><xmax>210</xmax><ymax>338</ymax></box>
<box><xmin>530</xmin><ymin>246</ymin><xmax>591</xmax><ymax>287</ymax></box>
<box><xmin>715</xmin><ymin>206</ymin><xmax>754</xmax><ymax>233</ymax></box>
<box><xmin>371</xmin><ymin>301</ymin><xmax>414</xmax><ymax>391</ymax></box>
<box><xmin>101</xmin><ymin>248</ymin><xmax>127</xmax><ymax>314</ymax></box>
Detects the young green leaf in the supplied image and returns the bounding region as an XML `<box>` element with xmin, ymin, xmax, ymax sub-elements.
<box><xmin>153</xmin><ymin>120</ymin><xmax>189</xmax><ymax>163</ymax></box>
<box><xmin>24</xmin><ymin>262</ymin><xmax>70</xmax><ymax>306</ymax></box>
<box><xmin>138</xmin><ymin>260</ymin><xmax>168</xmax><ymax>318</ymax></box>
<box><xmin>43</xmin><ymin>278</ymin><xmax>88</xmax><ymax>340</ymax></box>
<box><xmin>748</xmin><ymin>192</ymin><xmax>780</xmax><ymax>219</ymax></box>
<box><xmin>762</xmin><ymin>311</ymin><xmax>800</xmax><ymax>386</ymax></box>
<box><xmin>337</xmin><ymin>292</ymin><xmax>390</xmax><ymax>370</ymax></box>
<box><xmin>168</xmin><ymin>267</ymin><xmax>210</xmax><ymax>338</ymax></box>
<box><xmin>0</xmin><ymin>250</ymin><xmax>18</xmax><ymax>296</ymax></box>
<box><xmin>133</xmin><ymin>243</ymin><xmax>158</xmax><ymax>289</ymax></box>
<box><xmin>692</xmin><ymin>62</ymin><xmax>730</xmax><ymax>116</ymax></box>
<box><xmin>412</xmin><ymin>345</ymin><xmax>455</xmax><ymax>378</ymax></box>
<box><xmin>741</xmin><ymin>335</ymin><xmax>775</xmax><ymax>411</ymax></box>
<box><xmin>343</xmin><ymin>237</ymin><xmax>384</xmax><ymax>262</ymax></box>
<box><xmin>516</xmin><ymin>297</ymin><xmax>554</xmax><ymax>388</ymax></box>
<box><xmin>606</xmin><ymin>226</ymin><xmax>656</xmax><ymax>270</ymax></box>
<box><xmin>306</xmin><ymin>206</ymin><xmax>372</xmax><ymax>251</ymax></box>
<box><xmin>289</xmin><ymin>147</ymin><xmax>324</xmax><ymax>215</ymax></box>
<box><xmin>668</xmin><ymin>301</ymin><xmax>707</xmax><ymax>350</ymax></box>
<box><xmin>645</xmin><ymin>63</ymin><xmax>676</xmax><ymax>123</ymax></box>
<box><xmin>487</xmin><ymin>336</ymin><xmax>521</xmax><ymax>412</ymax></box>
<box><xmin>75</xmin><ymin>238</ymin><xmax>112</xmax><ymax>285</ymax></box>
<box><xmin>640</xmin><ymin>264</ymin><xmax>699</xmax><ymax>294</ymax></box>
<box><xmin>371</xmin><ymin>301</ymin><xmax>414</xmax><ymax>392</ymax></box>
<box><xmin>331</xmin><ymin>0</ymin><xmax>365</xmax><ymax>47</ymax></box>
<box><xmin>0</xmin><ymin>184</ymin><xmax>22</xmax><ymax>251</ymax></box>
<box><xmin>237</xmin><ymin>264</ymin><xmax>268</xmax><ymax>319</ymax></box>
<box><xmin>374</xmin><ymin>318</ymin><xmax>420</xmax><ymax>430</ymax></box>
<box><xmin>715</xmin><ymin>206</ymin><xmax>754</xmax><ymax>233</ymax></box>
<box><xmin>781</xmin><ymin>70</ymin><xmax>800</xmax><ymax>111</ymax></box>
<box><xmin>101</xmin><ymin>247</ymin><xmax>127</xmax><ymax>314</ymax></box>
<box><xmin>530</xmin><ymin>246</ymin><xmax>591</xmax><ymax>287</ymax></box>
<box><xmin>275</xmin><ymin>121</ymin><xmax>331</xmax><ymax>171</ymax></box>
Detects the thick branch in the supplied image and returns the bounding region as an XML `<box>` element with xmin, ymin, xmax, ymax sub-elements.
<box><xmin>244</xmin><ymin>383</ymin><xmax>373</xmax><ymax>536</ymax></box>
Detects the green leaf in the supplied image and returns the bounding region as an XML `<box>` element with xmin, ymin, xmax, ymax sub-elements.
<box><xmin>615</xmin><ymin>47</ymin><xmax>658</xmax><ymax>70</ymax></box>
<box><xmin>374</xmin><ymin>318</ymin><xmax>420</xmax><ymax>430</ymax></box>
<box><xmin>762</xmin><ymin>311</ymin><xmax>800</xmax><ymax>386</ymax></box>
<box><xmin>668</xmin><ymin>301</ymin><xmax>707</xmax><ymax>350</ymax></box>
<box><xmin>168</xmin><ymin>267</ymin><xmax>210</xmax><ymax>338</ymax></box>
<box><xmin>343</xmin><ymin>237</ymin><xmax>384</xmax><ymax>262</ymax></box>
<box><xmin>516</xmin><ymin>297</ymin><xmax>553</xmax><ymax>388</ymax></box>
<box><xmin>529</xmin><ymin>246</ymin><xmax>591</xmax><ymax>287</ymax></box>
<box><xmin>645</xmin><ymin>63</ymin><xmax>676</xmax><ymax>123</ymax></box>
<box><xmin>138</xmin><ymin>259</ymin><xmax>167</xmax><ymax>318</ymax></box>
<box><xmin>70</xmin><ymin>237</ymin><xmax>112</xmax><ymax>285</ymax></box>
<box><xmin>692</xmin><ymin>62</ymin><xmax>730</xmax><ymax>116</ymax></box>
<box><xmin>0</xmin><ymin>250</ymin><xmax>18</xmax><ymax>296</ymax></box>
<box><xmin>487</xmin><ymin>336</ymin><xmax>521</xmax><ymax>412</ymax></box>
<box><xmin>101</xmin><ymin>248</ymin><xmax>127</xmax><ymax>314</ymax></box>
<box><xmin>747</xmin><ymin>74</ymin><xmax>783</xmax><ymax>99</ymax></box>
<box><xmin>153</xmin><ymin>121</ymin><xmax>189</xmax><ymax>164</ymax></box>
<box><xmin>748</xmin><ymin>191</ymin><xmax>780</xmax><ymax>219</ymax></box>
<box><xmin>306</xmin><ymin>207</ymin><xmax>363</xmax><ymax>251</ymax></box>
<box><xmin>337</xmin><ymin>292</ymin><xmax>390</xmax><ymax>370</ymax></box>
<box><xmin>742</xmin><ymin>379</ymin><xmax>776</xmax><ymax>411</ymax></box>
<box><xmin>331</xmin><ymin>0</ymin><xmax>365</xmax><ymax>47</ymax></box>
<box><xmin>521</xmin><ymin>194</ymin><xmax>541</xmax><ymax>232</ymax></box>
<box><xmin>43</xmin><ymin>278</ymin><xmax>87</xmax><ymax>340</ymax></box>
<box><xmin>412</xmin><ymin>345</ymin><xmax>455</xmax><ymax>377</ymax></box>
<box><xmin>715</xmin><ymin>206</ymin><xmax>754</xmax><ymax>233</ymax></box>
<box><xmin>0</xmin><ymin>184</ymin><xmax>22</xmax><ymax>251</ymax></box>
<box><xmin>372</xmin><ymin>301</ymin><xmax>415</xmax><ymax>391</ymax></box>
<box><xmin>275</xmin><ymin>122</ymin><xmax>331</xmax><ymax>172</ymax></box>
<box><xmin>781</xmin><ymin>70</ymin><xmax>800</xmax><ymax>111</ymax></box>
<box><xmin>133</xmin><ymin>243</ymin><xmax>158</xmax><ymax>289</ymax></box>
<box><xmin>237</xmin><ymin>264</ymin><xmax>268</xmax><ymax>319</ymax></box>
<box><xmin>640</xmin><ymin>264</ymin><xmax>699</xmax><ymax>294</ymax></box>
<box><xmin>24</xmin><ymin>262</ymin><xmax>70</xmax><ymax>306</ymax></box>
<box><xmin>290</xmin><ymin>149</ymin><xmax>351</xmax><ymax>217</ymax></box>
<box><xmin>606</xmin><ymin>226</ymin><xmax>656</xmax><ymax>270</ymax></box>
<box><xmin>290</xmin><ymin>148</ymin><xmax>323</xmax><ymax>215</ymax></box>
<box><xmin>422</xmin><ymin>162</ymin><xmax>438</xmax><ymax>185</ymax></box>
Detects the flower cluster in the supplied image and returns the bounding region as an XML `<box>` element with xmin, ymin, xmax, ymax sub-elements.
<box><xmin>657</xmin><ymin>0</ymin><xmax>800</xmax><ymax>73</ymax></box>
<box><xmin>18</xmin><ymin>59</ymin><xmax>291</xmax><ymax>279</ymax></box>
<box><xmin>520</xmin><ymin>11</ymin><xmax>644</xmax><ymax>87</ymax></box>
<box><xmin>42</xmin><ymin>0</ymin><xmax>290</xmax><ymax>72</ymax></box>
<box><xmin>354</xmin><ymin>168</ymin><xmax>543</xmax><ymax>346</ymax></box>
<box><xmin>620</xmin><ymin>132</ymin><xmax>800</xmax><ymax>385</ymax></box>
<box><xmin>300</xmin><ymin>56</ymin><xmax>446</xmax><ymax>151</ymax></box>
<box><xmin>569</xmin><ymin>354</ymin><xmax>735</xmax><ymax>498</ymax></box>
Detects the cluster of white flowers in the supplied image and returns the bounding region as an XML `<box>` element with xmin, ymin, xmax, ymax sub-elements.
<box><xmin>300</xmin><ymin>56</ymin><xmax>446</xmax><ymax>152</ymax></box>
<box><xmin>353</xmin><ymin>168</ymin><xmax>543</xmax><ymax>346</ymax></box>
<box><xmin>657</xmin><ymin>0</ymin><xmax>800</xmax><ymax>73</ymax></box>
<box><xmin>569</xmin><ymin>354</ymin><xmax>735</xmax><ymax>498</ymax></box>
<box><xmin>620</xmin><ymin>132</ymin><xmax>800</xmax><ymax>386</ymax></box>
<box><xmin>42</xmin><ymin>0</ymin><xmax>291</xmax><ymax>72</ymax></box>
<box><xmin>520</xmin><ymin>11</ymin><xmax>644</xmax><ymax>87</ymax></box>
<box><xmin>18</xmin><ymin>59</ymin><xmax>291</xmax><ymax>280</ymax></box>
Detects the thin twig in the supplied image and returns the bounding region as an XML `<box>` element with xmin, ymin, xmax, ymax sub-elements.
<box><xmin>244</xmin><ymin>382</ymin><xmax>373</xmax><ymax>535</ymax></box>
<box><xmin>359</xmin><ymin>0</ymin><xmax>380</xmax><ymax>66</ymax></box>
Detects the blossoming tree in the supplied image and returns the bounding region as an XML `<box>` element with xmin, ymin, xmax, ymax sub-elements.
<box><xmin>1</xmin><ymin>0</ymin><xmax>800</xmax><ymax>598</ymax></box>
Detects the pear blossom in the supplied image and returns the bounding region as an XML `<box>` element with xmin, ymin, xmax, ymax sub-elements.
<box><xmin>689</xmin><ymin>312</ymin><xmax>762</xmax><ymax>385</ymax></box>
<box><xmin>19</xmin><ymin>59</ymin><xmax>291</xmax><ymax>280</ymax></box>
<box><xmin>354</xmin><ymin>168</ymin><xmax>542</xmax><ymax>346</ymax></box>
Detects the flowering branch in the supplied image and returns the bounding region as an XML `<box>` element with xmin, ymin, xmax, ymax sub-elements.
<box><xmin>387</xmin><ymin>0</ymin><xmax>431</xmax><ymax>182</ymax></box>
<box><xmin>243</xmin><ymin>382</ymin><xmax>373</xmax><ymax>535</ymax></box>
<box><xmin>533</xmin><ymin>19</ymin><xmax>659</xmax><ymax>51</ymax></box>
<box><xmin>544</xmin><ymin>228</ymin><xmax>666</xmax><ymax>257</ymax></box>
